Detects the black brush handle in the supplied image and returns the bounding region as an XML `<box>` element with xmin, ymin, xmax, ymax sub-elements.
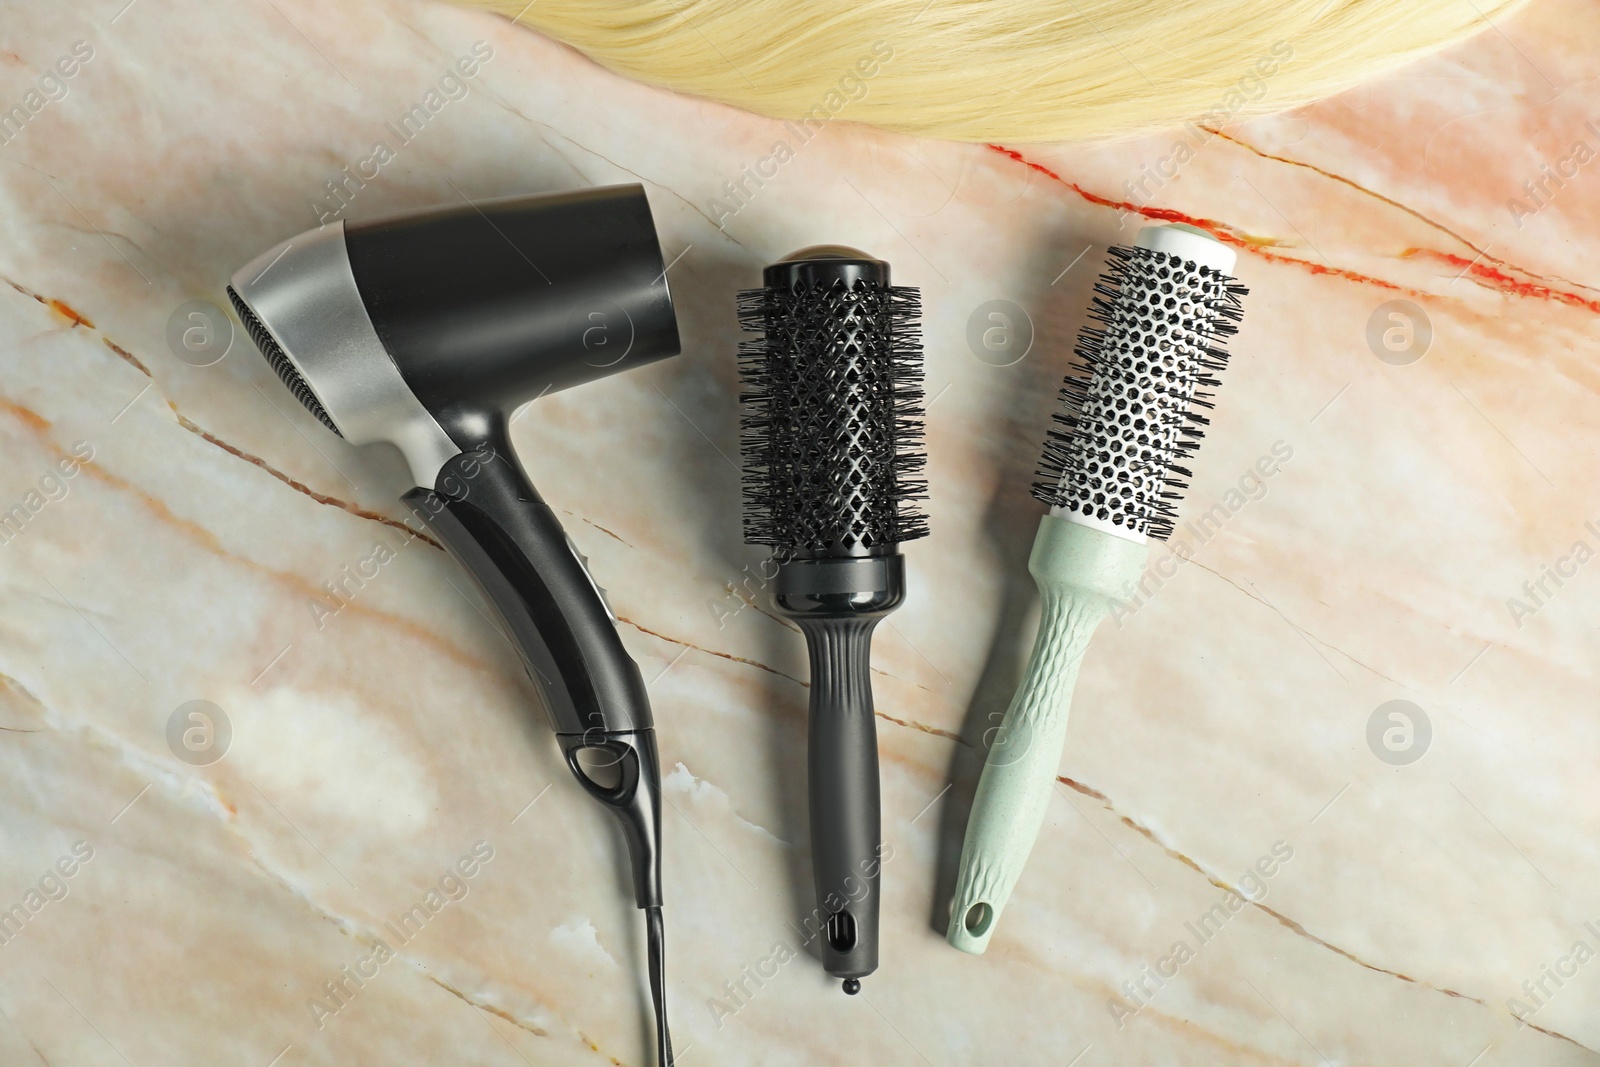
<box><xmin>404</xmin><ymin>442</ymin><xmax>662</xmax><ymax>909</ymax></box>
<box><xmin>774</xmin><ymin>555</ymin><xmax>904</xmax><ymax>986</ymax></box>
<box><xmin>799</xmin><ymin>615</ymin><xmax>883</xmax><ymax>981</ymax></box>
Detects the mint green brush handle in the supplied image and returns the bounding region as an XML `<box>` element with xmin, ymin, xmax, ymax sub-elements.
<box><xmin>947</xmin><ymin>513</ymin><xmax>1146</xmax><ymax>953</ymax></box>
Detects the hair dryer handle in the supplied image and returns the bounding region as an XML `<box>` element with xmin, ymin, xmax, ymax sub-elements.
<box><xmin>403</xmin><ymin>442</ymin><xmax>663</xmax><ymax>907</ymax></box>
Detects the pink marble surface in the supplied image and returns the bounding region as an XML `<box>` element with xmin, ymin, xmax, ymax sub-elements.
<box><xmin>0</xmin><ymin>0</ymin><xmax>1597</xmax><ymax>1064</ymax></box>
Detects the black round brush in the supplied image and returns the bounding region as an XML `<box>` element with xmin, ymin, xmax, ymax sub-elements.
<box><xmin>738</xmin><ymin>246</ymin><xmax>928</xmax><ymax>992</ymax></box>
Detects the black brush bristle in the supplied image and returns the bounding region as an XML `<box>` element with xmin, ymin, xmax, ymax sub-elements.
<box><xmin>1033</xmin><ymin>245</ymin><xmax>1246</xmax><ymax>540</ymax></box>
<box><xmin>738</xmin><ymin>275</ymin><xmax>928</xmax><ymax>553</ymax></box>
<box><xmin>226</xmin><ymin>285</ymin><xmax>342</xmax><ymax>437</ymax></box>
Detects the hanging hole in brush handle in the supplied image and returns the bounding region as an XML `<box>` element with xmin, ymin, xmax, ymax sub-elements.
<box><xmin>826</xmin><ymin>910</ymin><xmax>858</xmax><ymax>952</ymax></box>
<box><xmin>404</xmin><ymin>439</ymin><xmax>663</xmax><ymax>909</ymax></box>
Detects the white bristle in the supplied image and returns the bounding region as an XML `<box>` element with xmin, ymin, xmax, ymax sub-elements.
<box><xmin>1033</xmin><ymin>225</ymin><xmax>1246</xmax><ymax>542</ymax></box>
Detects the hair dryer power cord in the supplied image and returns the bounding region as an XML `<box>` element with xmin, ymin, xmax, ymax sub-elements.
<box><xmin>646</xmin><ymin>905</ymin><xmax>673</xmax><ymax>1066</ymax></box>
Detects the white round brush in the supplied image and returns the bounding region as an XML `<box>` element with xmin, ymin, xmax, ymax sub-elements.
<box><xmin>947</xmin><ymin>223</ymin><xmax>1246</xmax><ymax>954</ymax></box>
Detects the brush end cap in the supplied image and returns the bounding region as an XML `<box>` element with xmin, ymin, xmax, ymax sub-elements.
<box><xmin>778</xmin><ymin>244</ymin><xmax>873</xmax><ymax>262</ymax></box>
<box><xmin>842</xmin><ymin>978</ymin><xmax>861</xmax><ymax>995</ymax></box>
<box><xmin>764</xmin><ymin>246</ymin><xmax>889</xmax><ymax>288</ymax></box>
<box><xmin>1135</xmin><ymin>222</ymin><xmax>1237</xmax><ymax>274</ymax></box>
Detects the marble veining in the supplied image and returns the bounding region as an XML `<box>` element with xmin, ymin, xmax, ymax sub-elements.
<box><xmin>0</xmin><ymin>0</ymin><xmax>1598</xmax><ymax>1064</ymax></box>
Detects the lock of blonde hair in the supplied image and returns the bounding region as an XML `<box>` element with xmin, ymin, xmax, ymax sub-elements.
<box><xmin>455</xmin><ymin>0</ymin><xmax>1528</xmax><ymax>142</ymax></box>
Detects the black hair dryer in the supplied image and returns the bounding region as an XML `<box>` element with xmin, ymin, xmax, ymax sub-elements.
<box><xmin>227</xmin><ymin>185</ymin><xmax>681</xmax><ymax>1062</ymax></box>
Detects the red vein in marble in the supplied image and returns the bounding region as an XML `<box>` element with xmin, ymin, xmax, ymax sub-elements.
<box><xmin>47</xmin><ymin>298</ymin><xmax>93</xmax><ymax>329</ymax></box>
<box><xmin>983</xmin><ymin>145</ymin><xmax>1428</xmax><ymax>299</ymax></box>
<box><xmin>1064</xmin><ymin>771</ymin><xmax>1583</xmax><ymax>1051</ymax></box>
<box><xmin>0</xmin><ymin>398</ymin><xmax>51</xmax><ymax>434</ymax></box>
<box><xmin>876</xmin><ymin>710</ymin><xmax>961</xmax><ymax>743</ymax></box>
<box><xmin>1058</xmin><ymin>775</ymin><xmax>1495</xmax><ymax>1010</ymax></box>
<box><xmin>6</xmin><ymin>276</ymin><xmax>99</xmax><ymax>332</ymax></box>
<box><xmin>2</xmin><ymin>276</ymin><xmax>438</xmax><ymax>546</ymax></box>
<box><xmin>618</xmin><ymin>616</ymin><xmax>954</xmax><ymax>735</ymax></box>
<box><xmin>618</xmin><ymin>614</ymin><xmax>806</xmax><ymax>687</ymax></box>
<box><xmin>1405</xmin><ymin>248</ymin><xmax>1600</xmax><ymax>314</ymax></box>
<box><xmin>102</xmin><ymin>337</ymin><xmax>152</xmax><ymax>376</ymax></box>
<box><xmin>1205</xmin><ymin>126</ymin><xmax>1600</xmax><ymax>303</ymax></box>
<box><xmin>175</xmin><ymin>413</ymin><xmax>442</xmax><ymax>550</ymax></box>
<box><xmin>579</xmin><ymin>517</ymin><xmax>632</xmax><ymax>548</ymax></box>
<box><xmin>1251</xmin><ymin>246</ymin><xmax>1408</xmax><ymax>294</ymax></box>
<box><xmin>985</xmin><ymin>144</ymin><xmax>1253</xmax><ymax>242</ymax></box>
<box><xmin>1526</xmin><ymin>1020</ymin><xmax>1593</xmax><ymax>1052</ymax></box>
<box><xmin>425</xmin><ymin>974</ymin><xmax>549</xmax><ymax>1038</ymax></box>
<box><xmin>0</xmin><ymin>397</ymin><xmax>498</xmax><ymax>673</ymax></box>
